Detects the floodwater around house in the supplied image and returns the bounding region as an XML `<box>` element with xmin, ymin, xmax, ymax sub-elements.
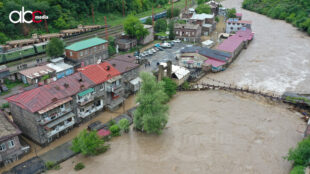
<box><xmin>49</xmin><ymin>91</ymin><xmax>305</xmax><ymax>174</ymax></box>
<box><xmin>200</xmin><ymin>0</ymin><xmax>310</xmax><ymax>95</ymax></box>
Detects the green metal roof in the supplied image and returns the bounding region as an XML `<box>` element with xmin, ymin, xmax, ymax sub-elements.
<box><xmin>78</xmin><ymin>88</ymin><xmax>94</xmax><ymax>97</ymax></box>
<box><xmin>65</xmin><ymin>37</ymin><xmax>107</xmax><ymax>51</ymax></box>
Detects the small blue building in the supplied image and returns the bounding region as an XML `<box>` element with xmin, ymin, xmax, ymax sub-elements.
<box><xmin>46</xmin><ymin>57</ymin><xmax>74</xmax><ymax>79</ymax></box>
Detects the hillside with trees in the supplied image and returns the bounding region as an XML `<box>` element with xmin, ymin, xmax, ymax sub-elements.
<box><xmin>242</xmin><ymin>0</ymin><xmax>310</xmax><ymax>35</ymax></box>
<box><xmin>0</xmin><ymin>0</ymin><xmax>184</xmax><ymax>43</ymax></box>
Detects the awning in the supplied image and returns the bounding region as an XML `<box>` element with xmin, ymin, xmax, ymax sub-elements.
<box><xmin>46</xmin><ymin>112</ymin><xmax>75</xmax><ymax>129</ymax></box>
<box><xmin>78</xmin><ymin>88</ymin><xmax>94</xmax><ymax>97</ymax></box>
<box><xmin>38</xmin><ymin>97</ymin><xmax>72</xmax><ymax>114</ymax></box>
<box><xmin>130</xmin><ymin>77</ymin><xmax>142</xmax><ymax>86</ymax></box>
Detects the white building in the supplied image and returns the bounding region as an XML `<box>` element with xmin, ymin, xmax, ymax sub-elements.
<box><xmin>225</xmin><ymin>18</ymin><xmax>252</xmax><ymax>34</ymax></box>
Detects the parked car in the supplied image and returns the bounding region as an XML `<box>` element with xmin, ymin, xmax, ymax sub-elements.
<box><xmin>154</xmin><ymin>47</ymin><xmax>159</xmax><ymax>51</ymax></box>
<box><xmin>161</xmin><ymin>42</ymin><xmax>171</xmax><ymax>48</ymax></box>
<box><xmin>134</xmin><ymin>51</ymin><xmax>139</xmax><ymax>56</ymax></box>
<box><xmin>169</xmin><ymin>42</ymin><xmax>175</xmax><ymax>46</ymax></box>
<box><xmin>173</xmin><ymin>39</ymin><xmax>181</xmax><ymax>43</ymax></box>
<box><xmin>157</xmin><ymin>47</ymin><xmax>164</xmax><ymax>51</ymax></box>
<box><xmin>148</xmin><ymin>49</ymin><xmax>153</xmax><ymax>55</ymax></box>
<box><xmin>151</xmin><ymin>48</ymin><xmax>156</xmax><ymax>53</ymax></box>
<box><xmin>144</xmin><ymin>51</ymin><xmax>149</xmax><ymax>56</ymax></box>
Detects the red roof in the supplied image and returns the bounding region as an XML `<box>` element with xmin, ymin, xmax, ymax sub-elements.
<box><xmin>78</xmin><ymin>62</ymin><xmax>121</xmax><ymax>85</ymax></box>
<box><xmin>97</xmin><ymin>129</ymin><xmax>111</xmax><ymax>137</ymax></box>
<box><xmin>216</xmin><ymin>28</ymin><xmax>254</xmax><ymax>53</ymax></box>
<box><xmin>205</xmin><ymin>58</ymin><xmax>226</xmax><ymax>67</ymax></box>
<box><xmin>7</xmin><ymin>72</ymin><xmax>94</xmax><ymax>113</ymax></box>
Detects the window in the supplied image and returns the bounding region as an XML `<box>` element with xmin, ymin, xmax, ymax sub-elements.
<box><xmin>94</xmin><ymin>46</ymin><xmax>97</xmax><ymax>52</ymax></box>
<box><xmin>85</xmin><ymin>50</ymin><xmax>88</xmax><ymax>55</ymax></box>
<box><xmin>8</xmin><ymin>140</ymin><xmax>15</xmax><ymax>148</ymax></box>
<box><xmin>80</xmin><ymin>52</ymin><xmax>83</xmax><ymax>57</ymax></box>
<box><xmin>70</xmin><ymin>52</ymin><xmax>72</xmax><ymax>56</ymax></box>
<box><xmin>0</xmin><ymin>143</ymin><xmax>6</xmax><ymax>151</ymax></box>
<box><xmin>102</xmin><ymin>45</ymin><xmax>105</xmax><ymax>49</ymax></box>
<box><xmin>231</xmin><ymin>27</ymin><xmax>233</xmax><ymax>30</ymax></box>
<box><xmin>99</xmin><ymin>84</ymin><xmax>104</xmax><ymax>91</ymax></box>
<box><xmin>80</xmin><ymin>108</ymin><xmax>84</xmax><ymax>112</ymax></box>
<box><xmin>60</xmin><ymin>104</ymin><xmax>64</xmax><ymax>109</ymax></box>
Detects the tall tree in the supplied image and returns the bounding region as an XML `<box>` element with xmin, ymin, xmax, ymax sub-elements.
<box><xmin>154</xmin><ymin>19</ymin><xmax>167</xmax><ymax>32</ymax></box>
<box><xmin>162</xmin><ymin>77</ymin><xmax>177</xmax><ymax>99</ymax></box>
<box><xmin>168</xmin><ymin>20</ymin><xmax>175</xmax><ymax>40</ymax></box>
<box><xmin>46</xmin><ymin>38</ymin><xmax>64</xmax><ymax>58</ymax></box>
<box><xmin>134</xmin><ymin>72</ymin><xmax>169</xmax><ymax>134</ymax></box>
<box><xmin>124</xmin><ymin>15</ymin><xmax>149</xmax><ymax>40</ymax></box>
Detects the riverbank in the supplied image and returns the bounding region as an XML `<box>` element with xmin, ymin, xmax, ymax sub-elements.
<box><xmin>48</xmin><ymin>91</ymin><xmax>306</xmax><ymax>174</ymax></box>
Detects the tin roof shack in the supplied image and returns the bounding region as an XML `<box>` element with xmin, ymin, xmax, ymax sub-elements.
<box><xmin>107</xmin><ymin>54</ymin><xmax>140</xmax><ymax>97</ymax></box>
<box><xmin>182</xmin><ymin>8</ymin><xmax>195</xmax><ymax>19</ymax></box>
<box><xmin>115</xmin><ymin>36</ymin><xmax>138</xmax><ymax>52</ymax></box>
<box><xmin>206</xmin><ymin>0</ymin><xmax>220</xmax><ymax>15</ymax></box>
<box><xmin>216</xmin><ymin>28</ymin><xmax>254</xmax><ymax>59</ymax></box>
<box><xmin>139</xmin><ymin>25</ymin><xmax>154</xmax><ymax>45</ymax></box>
<box><xmin>181</xmin><ymin>46</ymin><xmax>232</xmax><ymax>72</ymax></box>
<box><xmin>46</xmin><ymin>57</ymin><xmax>74</xmax><ymax>79</ymax></box>
<box><xmin>19</xmin><ymin>65</ymin><xmax>56</xmax><ymax>85</ymax></box>
<box><xmin>78</xmin><ymin>62</ymin><xmax>124</xmax><ymax>111</ymax></box>
<box><xmin>0</xmin><ymin>65</ymin><xmax>10</xmax><ymax>83</ymax></box>
<box><xmin>0</xmin><ymin>112</ymin><xmax>28</xmax><ymax>167</ymax></box>
<box><xmin>65</xmin><ymin>37</ymin><xmax>109</xmax><ymax>66</ymax></box>
<box><xmin>6</xmin><ymin>72</ymin><xmax>95</xmax><ymax>145</ymax></box>
<box><xmin>159</xmin><ymin>62</ymin><xmax>190</xmax><ymax>86</ymax></box>
<box><xmin>225</xmin><ymin>18</ymin><xmax>252</xmax><ymax>34</ymax></box>
<box><xmin>174</xmin><ymin>23</ymin><xmax>202</xmax><ymax>42</ymax></box>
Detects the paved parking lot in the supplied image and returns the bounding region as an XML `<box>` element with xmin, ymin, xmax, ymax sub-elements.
<box><xmin>140</xmin><ymin>43</ymin><xmax>189</xmax><ymax>72</ymax></box>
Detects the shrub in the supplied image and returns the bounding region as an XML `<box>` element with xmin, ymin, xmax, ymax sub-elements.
<box><xmin>71</xmin><ymin>130</ymin><xmax>107</xmax><ymax>156</ymax></box>
<box><xmin>181</xmin><ymin>81</ymin><xmax>190</xmax><ymax>90</ymax></box>
<box><xmin>45</xmin><ymin>161</ymin><xmax>60</xmax><ymax>170</ymax></box>
<box><xmin>110</xmin><ymin>125</ymin><xmax>120</xmax><ymax>136</ymax></box>
<box><xmin>162</xmin><ymin>77</ymin><xmax>177</xmax><ymax>99</ymax></box>
<box><xmin>290</xmin><ymin>166</ymin><xmax>305</xmax><ymax>174</ymax></box>
<box><xmin>286</xmin><ymin>136</ymin><xmax>310</xmax><ymax>166</ymax></box>
<box><xmin>119</xmin><ymin>118</ymin><xmax>130</xmax><ymax>133</ymax></box>
<box><xmin>108</xmin><ymin>119</ymin><xmax>116</xmax><ymax>127</ymax></box>
<box><xmin>74</xmin><ymin>162</ymin><xmax>85</xmax><ymax>171</ymax></box>
<box><xmin>1</xmin><ymin>103</ymin><xmax>9</xmax><ymax>109</ymax></box>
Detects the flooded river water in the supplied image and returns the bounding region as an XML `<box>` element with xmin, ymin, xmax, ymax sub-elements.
<box><xmin>200</xmin><ymin>0</ymin><xmax>310</xmax><ymax>94</ymax></box>
<box><xmin>50</xmin><ymin>91</ymin><xmax>305</xmax><ymax>174</ymax></box>
<box><xmin>4</xmin><ymin>0</ymin><xmax>310</xmax><ymax>173</ymax></box>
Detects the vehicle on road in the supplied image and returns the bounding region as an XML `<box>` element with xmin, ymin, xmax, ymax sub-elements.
<box><xmin>173</xmin><ymin>39</ymin><xmax>181</xmax><ymax>43</ymax></box>
<box><xmin>161</xmin><ymin>42</ymin><xmax>171</xmax><ymax>48</ymax></box>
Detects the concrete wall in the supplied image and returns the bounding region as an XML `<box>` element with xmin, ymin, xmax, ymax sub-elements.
<box><xmin>0</xmin><ymin>136</ymin><xmax>23</xmax><ymax>166</ymax></box>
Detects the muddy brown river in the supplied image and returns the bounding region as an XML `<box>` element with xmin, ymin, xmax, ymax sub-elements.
<box><xmin>43</xmin><ymin>0</ymin><xmax>310</xmax><ymax>173</ymax></box>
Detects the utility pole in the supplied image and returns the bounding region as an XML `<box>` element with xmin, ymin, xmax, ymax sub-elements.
<box><xmin>91</xmin><ymin>4</ymin><xmax>95</xmax><ymax>24</ymax></box>
<box><xmin>152</xmin><ymin>0</ymin><xmax>154</xmax><ymax>27</ymax></box>
<box><xmin>104</xmin><ymin>16</ymin><xmax>108</xmax><ymax>41</ymax></box>
<box><xmin>43</xmin><ymin>11</ymin><xmax>49</xmax><ymax>33</ymax></box>
<box><xmin>171</xmin><ymin>0</ymin><xmax>174</xmax><ymax>18</ymax></box>
<box><xmin>122</xmin><ymin>0</ymin><xmax>125</xmax><ymax>17</ymax></box>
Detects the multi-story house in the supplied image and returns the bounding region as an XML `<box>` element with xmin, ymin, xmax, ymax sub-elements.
<box><xmin>0</xmin><ymin>111</ymin><xmax>28</xmax><ymax>167</ymax></box>
<box><xmin>78</xmin><ymin>62</ymin><xmax>124</xmax><ymax>111</ymax></box>
<box><xmin>7</xmin><ymin>72</ymin><xmax>95</xmax><ymax>145</ymax></box>
<box><xmin>174</xmin><ymin>23</ymin><xmax>202</xmax><ymax>42</ymax></box>
<box><xmin>107</xmin><ymin>54</ymin><xmax>140</xmax><ymax>97</ymax></box>
<box><xmin>225</xmin><ymin>18</ymin><xmax>252</xmax><ymax>34</ymax></box>
<box><xmin>65</xmin><ymin>37</ymin><xmax>109</xmax><ymax>66</ymax></box>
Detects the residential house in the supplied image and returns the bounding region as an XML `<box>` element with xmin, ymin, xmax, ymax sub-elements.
<box><xmin>7</xmin><ymin>72</ymin><xmax>95</xmax><ymax>145</ymax></box>
<box><xmin>0</xmin><ymin>112</ymin><xmax>28</xmax><ymax>166</ymax></box>
<box><xmin>225</xmin><ymin>18</ymin><xmax>252</xmax><ymax>34</ymax></box>
<box><xmin>65</xmin><ymin>37</ymin><xmax>109</xmax><ymax>66</ymax></box>
<box><xmin>139</xmin><ymin>25</ymin><xmax>154</xmax><ymax>45</ymax></box>
<box><xmin>189</xmin><ymin>13</ymin><xmax>215</xmax><ymax>26</ymax></box>
<box><xmin>46</xmin><ymin>57</ymin><xmax>74</xmax><ymax>79</ymax></box>
<box><xmin>78</xmin><ymin>62</ymin><xmax>124</xmax><ymax>111</ymax></box>
<box><xmin>219</xmin><ymin>7</ymin><xmax>227</xmax><ymax>17</ymax></box>
<box><xmin>115</xmin><ymin>36</ymin><xmax>137</xmax><ymax>52</ymax></box>
<box><xmin>19</xmin><ymin>65</ymin><xmax>55</xmax><ymax>85</ymax></box>
<box><xmin>107</xmin><ymin>54</ymin><xmax>140</xmax><ymax>97</ymax></box>
<box><xmin>174</xmin><ymin>23</ymin><xmax>202</xmax><ymax>42</ymax></box>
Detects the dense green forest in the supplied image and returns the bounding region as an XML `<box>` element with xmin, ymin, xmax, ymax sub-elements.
<box><xmin>0</xmin><ymin>0</ymin><xmax>174</xmax><ymax>43</ymax></box>
<box><xmin>242</xmin><ymin>0</ymin><xmax>310</xmax><ymax>35</ymax></box>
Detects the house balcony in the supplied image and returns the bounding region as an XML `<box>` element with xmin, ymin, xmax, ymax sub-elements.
<box><xmin>78</xmin><ymin>104</ymin><xmax>103</xmax><ymax>118</ymax></box>
<box><xmin>77</xmin><ymin>95</ymin><xmax>95</xmax><ymax>106</ymax></box>
<box><xmin>107</xmin><ymin>84</ymin><xmax>123</xmax><ymax>93</ymax></box>
<box><xmin>46</xmin><ymin>114</ymin><xmax>75</xmax><ymax>137</ymax></box>
<box><xmin>39</xmin><ymin>108</ymin><xmax>72</xmax><ymax>125</ymax></box>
